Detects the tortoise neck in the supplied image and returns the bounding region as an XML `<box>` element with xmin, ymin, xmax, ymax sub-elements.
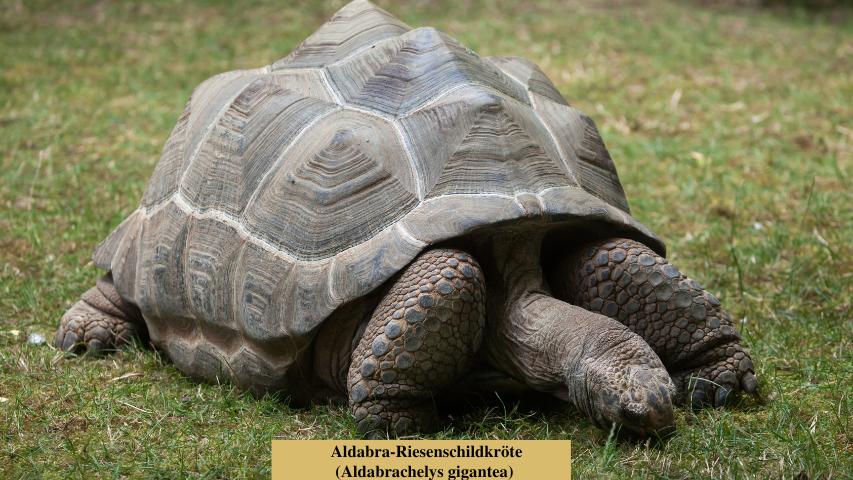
<box><xmin>482</xmin><ymin>230</ymin><xmax>551</xmax><ymax>301</ymax></box>
<box><xmin>478</xmin><ymin>230</ymin><xmax>573</xmax><ymax>393</ymax></box>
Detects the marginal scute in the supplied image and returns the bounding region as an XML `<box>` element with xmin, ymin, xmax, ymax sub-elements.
<box><xmin>109</xmin><ymin>212</ymin><xmax>144</xmax><ymax>304</ymax></box>
<box><xmin>280</xmin><ymin>261</ymin><xmax>336</xmax><ymax>337</ymax></box>
<box><xmin>234</xmin><ymin>242</ymin><xmax>294</xmax><ymax>342</ymax></box>
<box><xmin>137</xmin><ymin>201</ymin><xmax>193</xmax><ymax>331</ymax></box>
<box><xmin>93</xmin><ymin>209</ymin><xmax>143</xmax><ymax>270</ymax></box>
<box><xmin>400</xmin><ymin>195</ymin><xmax>525</xmax><ymax>245</ymax></box>
<box><xmin>229</xmin><ymin>346</ymin><xmax>294</xmax><ymax>394</ymax></box>
<box><xmin>329</xmin><ymin>222</ymin><xmax>425</xmax><ymax>303</ymax></box>
<box><xmin>184</xmin><ymin>216</ymin><xmax>245</xmax><ymax>330</ymax></box>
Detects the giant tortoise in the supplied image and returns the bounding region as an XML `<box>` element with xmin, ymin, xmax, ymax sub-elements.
<box><xmin>55</xmin><ymin>0</ymin><xmax>757</xmax><ymax>437</ymax></box>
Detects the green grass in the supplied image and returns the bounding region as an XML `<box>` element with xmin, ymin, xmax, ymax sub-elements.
<box><xmin>1</xmin><ymin>0</ymin><xmax>850</xmax><ymax>478</ymax></box>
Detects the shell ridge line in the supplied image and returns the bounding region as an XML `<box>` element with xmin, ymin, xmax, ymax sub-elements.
<box><xmin>510</xmin><ymin>191</ymin><xmax>546</xmax><ymax>214</ymax></box>
<box><xmin>530</xmin><ymin>106</ymin><xmax>580</xmax><ymax>185</ymax></box>
<box><xmin>420</xmin><ymin>192</ymin><xmax>519</xmax><ymax>204</ymax></box>
<box><xmin>341</xmin><ymin>103</ymin><xmax>395</xmax><ymax>123</ymax></box>
<box><xmin>176</xmin><ymin>68</ymin><xmax>265</xmax><ymax>194</ymax></box>
<box><xmin>390</xmin><ymin>119</ymin><xmax>423</xmax><ymax>199</ymax></box>
<box><xmin>537</xmin><ymin>184</ymin><xmax>585</xmax><ymax>196</ymax></box>
<box><xmin>398</xmin><ymin>83</ymin><xmax>469</xmax><ymax>118</ymax></box>
<box><xmin>484</xmin><ymin>57</ymin><xmax>533</xmax><ymax>105</ymax></box>
<box><xmin>268</xmin><ymin>67</ymin><xmax>322</xmax><ymax>76</ymax></box>
<box><xmin>144</xmin><ymin>186</ymin><xmax>596</xmax><ymax>278</ymax></box>
<box><xmin>318</xmin><ymin>68</ymin><xmax>344</xmax><ymax>105</ymax></box>
<box><xmin>486</xmin><ymin>58</ymin><xmax>524</xmax><ymax>85</ymax></box>
<box><xmin>401</xmin><ymin>82</ymin><xmax>529</xmax><ymax>119</ymax></box>
<box><xmin>535</xmin><ymin>193</ymin><xmax>547</xmax><ymax>212</ymax></box>
<box><xmin>143</xmin><ymin>194</ymin><xmax>176</xmax><ymax>216</ymax></box>
<box><xmin>326</xmin><ymin>255</ymin><xmax>341</xmax><ymax>302</ymax></box>
<box><xmin>395</xmin><ymin>221</ymin><xmax>427</xmax><ymax>247</ymax></box>
<box><xmin>172</xmin><ymin>193</ymin><xmax>299</xmax><ymax>264</ymax></box>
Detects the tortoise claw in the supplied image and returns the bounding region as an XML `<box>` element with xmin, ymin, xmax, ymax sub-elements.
<box><xmin>59</xmin><ymin>329</ymin><xmax>80</xmax><ymax>352</ymax></box>
<box><xmin>714</xmin><ymin>386</ymin><xmax>732</xmax><ymax>407</ymax></box>
<box><xmin>689</xmin><ymin>384</ymin><xmax>707</xmax><ymax>410</ymax></box>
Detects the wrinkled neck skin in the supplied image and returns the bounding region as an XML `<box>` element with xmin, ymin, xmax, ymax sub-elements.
<box><xmin>478</xmin><ymin>230</ymin><xmax>576</xmax><ymax>396</ymax></box>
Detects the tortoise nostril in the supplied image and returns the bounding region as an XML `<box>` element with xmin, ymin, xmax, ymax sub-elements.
<box><xmin>620</xmin><ymin>402</ymin><xmax>649</xmax><ymax>423</ymax></box>
<box><xmin>619</xmin><ymin>399</ymin><xmax>675</xmax><ymax>437</ymax></box>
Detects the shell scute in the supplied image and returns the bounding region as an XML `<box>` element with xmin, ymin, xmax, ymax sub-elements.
<box><xmin>145</xmin><ymin>70</ymin><xmax>265</xmax><ymax>208</ymax></box>
<box><xmin>179</xmin><ymin>77</ymin><xmax>338</xmax><ymax>217</ymax></box>
<box><xmin>233</xmin><ymin>242</ymin><xmax>294</xmax><ymax>342</ymax></box>
<box><xmin>326</xmin><ymin>27</ymin><xmax>527</xmax><ymax>117</ymax></box>
<box><xmin>136</xmin><ymin>202</ymin><xmax>194</xmax><ymax>342</ymax></box>
<box><xmin>242</xmin><ymin>109</ymin><xmax>418</xmax><ymax>261</ymax></box>
<box><xmin>410</xmin><ymin>89</ymin><xmax>575</xmax><ymax>198</ymax></box>
<box><xmin>532</xmin><ymin>99</ymin><xmax>629</xmax><ymax>212</ymax></box>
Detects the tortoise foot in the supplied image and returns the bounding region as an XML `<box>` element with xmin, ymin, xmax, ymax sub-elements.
<box><xmin>55</xmin><ymin>274</ymin><xmax>144</xmax><ymax>355</ymax></box>
<box><xmin>671</xmin><ymin>341</ymin><xmax>757</xmax><ymax>408</ymax></box>
<box><xmin>353</xmin><ymin>398</ymin><xmax>439</xmax><ymax>438</ymax></box>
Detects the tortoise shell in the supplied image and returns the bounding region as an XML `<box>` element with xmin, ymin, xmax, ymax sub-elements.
<box><xmin>92</xmin><ymin>0</ymin><xmax>663</xmax><ymax>392</ymax></box>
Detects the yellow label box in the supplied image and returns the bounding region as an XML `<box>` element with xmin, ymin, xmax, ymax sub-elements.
<box><xmin>272</xmin><ymin>440</ymin><xmax>570</xmax><ymax>479</ymax></box>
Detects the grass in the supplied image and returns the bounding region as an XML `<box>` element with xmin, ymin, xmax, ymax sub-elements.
<box><xmin>1</xmin><ymin>0</ymin><xmax>850</xmax><ymax>478</ymax></box>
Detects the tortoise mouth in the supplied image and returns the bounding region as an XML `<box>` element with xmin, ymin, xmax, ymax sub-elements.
<box><xmin>584</xmin><ymin>363</ymin><xmax>677</xmax><ymax>439</ymax></box>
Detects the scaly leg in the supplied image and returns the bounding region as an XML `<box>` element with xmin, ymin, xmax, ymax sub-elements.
<box><xmin>552</xmin><ymin>238</ymin><xmax>758</xmax><ymax>407</ymax></box>
<box><xmin>347</xmin><ymin>249</ymin><xmax>486</xmax><ymax>437</ymax></box>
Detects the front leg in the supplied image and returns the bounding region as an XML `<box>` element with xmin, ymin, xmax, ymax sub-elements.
<box><xmin>347</xmin><ymin>249</ymin><xmax>486</xmax><ymax>438</ymax></box>
<box><xmin>551</xmin><ymin>238</ymin><xmax>758</xmax><ymax>407</ymax></box>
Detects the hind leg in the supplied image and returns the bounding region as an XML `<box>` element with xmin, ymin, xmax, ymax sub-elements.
<box><xmin>552</xmin><ymin>238</ymin><xmax>758</xmax><ymax>408</ymax></box>
<box><xmin>347</xmin><ymin>249</ymin><xmax>486</xmax><ymax>438</ymax></box>
<box><xmin>55</xmin><ymin>273</ymin><xmax>145</xmax><ymax>354</ymax></box>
